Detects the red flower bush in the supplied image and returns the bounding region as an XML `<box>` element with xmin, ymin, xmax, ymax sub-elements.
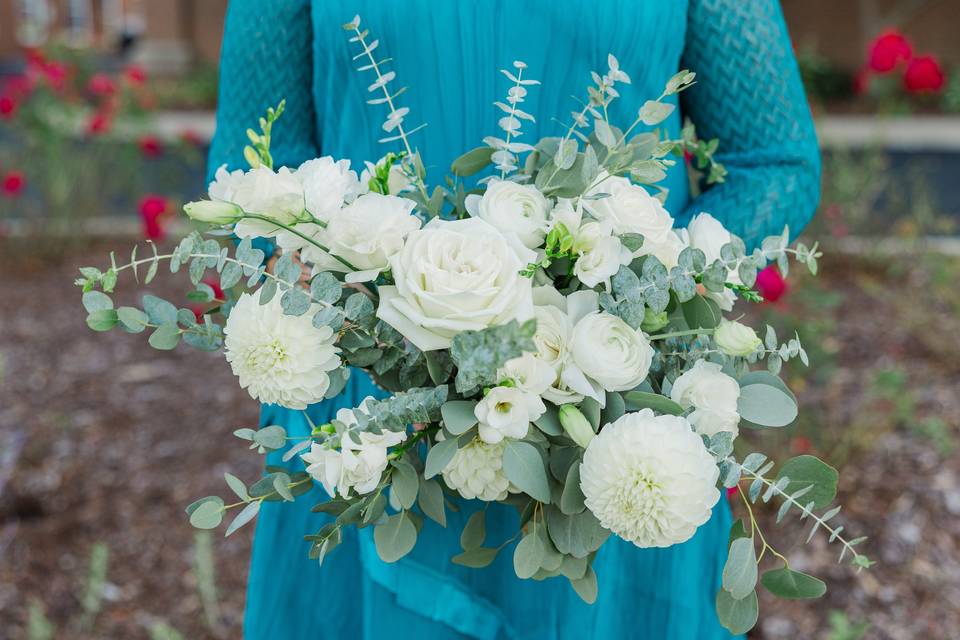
<box><xmin>868</xmin><ymin>29</ymin><xmax>912</xmax><ymax>73</ymax></box>
<box><xmin>86</xmin><ymin>110</ymin><xmax>112</xmax><ymax>136</ymax></box>
<box><xmin>124</xmin><ymin>65</ymin><xmax>148</xmax><ymax>86</ymax></box>
<box><xmin>87</xmin><ymin>73</ymin><xmax>117</xmax><ymax>97</ymax></box>
<box><xmin>139</xmin><ymin>194</ymin><xmax>169</xmax><ymax>240</ymax></box>
<box><xmin>903</xmin><ymin>55</ymin><xmax>945</xmax><ymax>93</ymax></box>
<box><xmin>139</xmin><ymin>135</ymin><xmax>164</xmax><ymax>158</ymax></box>
<box><xmin>0</xmin><ymin>95</ymin><xmax>15</xmax><ymax>120</ymax></box>
<box><xmin>2</xmin><ymin>171</ymin><xmax>25</xmax><ymax>197</ymax></box>
<box><xmin>756</xmin><ymin>265</ymin><xmax>788</xmax><ymax>303</ymax></box>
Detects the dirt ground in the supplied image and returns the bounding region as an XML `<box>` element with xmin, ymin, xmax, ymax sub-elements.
<box><xmin>0</xmin><ymin>240</ymin><xmax>957</xmax><ymax>639</ymax></box>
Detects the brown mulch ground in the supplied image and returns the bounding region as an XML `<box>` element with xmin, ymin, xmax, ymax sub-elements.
<box><xmin>0</xmin><ymin>241</ymin><xmax>957</xmax><ymax>639</ymax></box>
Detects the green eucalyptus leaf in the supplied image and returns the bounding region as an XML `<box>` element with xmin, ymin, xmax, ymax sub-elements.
<box><xmin>374</xmin><ymin>512</ymin><xmax>417</xmax><ymax>563</ymax></box>
<box><xmin>441</xmin><ymin>401</ymin><xmax>479</xmax><ymax>435</ymax></box>
<box><xmin>738</xmin><ymin>384</ymin><xmax>798</xmax><ymax>428</ymax></box>
<box><xmin>424</xmin><ymin>437</ymin><xmax>459</xmax><ymax>479</ymax></box>
<box><xmin>622</xmin><ymin>391</ymin><xmax>684</xmax><ymax>416</ymax></box>
<box><xmin>775</xmin><ymin>455</ymin><xmax>839</xmax><ymax>509</ymax></box>
<box><xmin>502</xmin><ymin>440</ymin><xmax>550</xmax><ymax>502</ymax></box>
<box><xmin>760</xmin><ymin>567</ymin><xmax>827</xmax><ymax>600</ymax></box>
<box><xmin>148</xmin><ymin>323</ymin><xmax>181</xmax><ymax>350</ymax></box>
<box><xmin>452</xmin><ymin>547</ymin><xmax>498</xmax><ymax>568</ymax></box>
<box><xmin>86</xmin><ymin>309</ymin><xmax>119</xmax><ymax>332</ymax></box>
<box><xmin>391</xmin><ymin>461</ymin><xmax>419</xmax><ymax>510</ymax></box>
<box><xmin>715</xmin><ymin>589</ymin><xmax>758</xmax><ymax>635</ymax></box>
<box><xmin>461</xmin><ymin>510</ymin><xmax>486</xmax><ymax>550</ymax></box>
<box><xmin>722</xmin><ymin>537</ymin><xmax>758</xmax><ymax>600</ymax></box>
<box><xmin>513</xmin><ymin>532</ymin><xmax>545</xmax><ymax>579</ymax></box>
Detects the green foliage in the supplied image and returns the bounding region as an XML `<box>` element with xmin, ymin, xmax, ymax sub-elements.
<box><xmin>79</xmin><ymin>543</ymin><xmax>109</xmax><ymax>632</ymax></box>
<box><xmin>760</xmin><ymin>567</ymin><xmax>826</xmax><ymax>600</ymax></box>
<box><xmin>715</xmin><ymin>589</ymin><xmax>758</xmax><ymax>635</ymax></box>
<box><xmin>775</xmin><ymin>455</ymin><xmax>838</xmax><ymax>510</ymax></box>
<box><xmin>374</xmin><ymin>511</ymin><xmax>418</xmax><ymax>562</ymax></box>
<box><xmin>449</xmin><ymin>320</ymin><xmax>536</xmax><ymax>394</ymax></box>
<box><xmin>502</xmin><ymin>440</ymin><xmax>551</xmax><ymax>502</ymax></box>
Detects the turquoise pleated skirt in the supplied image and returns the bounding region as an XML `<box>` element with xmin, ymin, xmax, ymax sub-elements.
<box><xmin>244</xmin><ymin>371</ymin><xmax>740</xmax><ymax>639</ymax></box>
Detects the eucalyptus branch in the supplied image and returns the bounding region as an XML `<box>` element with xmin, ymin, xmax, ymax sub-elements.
<box><xmin>240</xmin><ymin>213</ymin><xmax>360</xmax><ymax>272</ymax></box>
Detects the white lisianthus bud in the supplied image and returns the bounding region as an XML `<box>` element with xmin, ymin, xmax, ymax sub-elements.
<box><xmin>183</xmin><ymin>200</ymin><xmax>242</xmax><ymax>225</ymax></box>
<box><xmin>714</xmin><ymin>320</ymin><xmax>763</xmax><ymax>357</ymax></box>
<box><xmin>474</xmin><ymin>385</ymin><xmax>545</xmax><ymax>444</ymax></box>
<box><xmin>558</xmin><ymin>404</ymin><xmax>595</xmax><ymax>448</ymax></box>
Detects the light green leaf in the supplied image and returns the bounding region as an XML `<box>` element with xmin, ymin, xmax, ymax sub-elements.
<box><xmin>82</xmin><ymin>291</ymin><xmax>113</xmax><ymax>313</ymax></box>
<box><xmin>502</xmin><ymin>441</ymin><xmax>550</xmax><ymax>502</ymax></box>
<box><xmin>142</xmin><ymin>295</ymin><xmax>178</xmax><ymax>325</ymax></box>
<box><xmin>418</xmin><ymin>477</ymin><xmax>446</xmax><ymax>527</ymax></box>
<box><xmin>560</xmin><ymin>462</ymin><xmax>586</xmax><ymax>515</ymax></box>
<box><xmin>86</xmin><ymin>309</ymin><xmax>118</xmax><ymax>332</ymax></box>
<box><xmin>440</xmin><ymin>401</ymin><xmax>479</xmax><ymax>435</ymax></box>
<box><xmin>681</xmin><ymin>294</ymin><xmax>722</xmax><ymax>330</ymax></box>
<box><xmin>716</xmin><ymin>589</ymin><xmax>758</xmax><ymax>635</ymax></box>
<box><xmin>424</xmin><ymin>437</ymin><xmax>459</xmax><ymax>479</ymax></box>
<box><xmin>116</xmin><ymin>307</ymin><xmax>149</xmax><ymax>333</ymax></box>
<box><xmin>461</xmin><ymin>510</ymin><xmax>486</xmax><ymax>550</ymax></box>
<box><xmin>451</xmin><ymin>146</ymin><xmax>495</xmax><ymax>177</ymax></box>
<box><xmin>622</xmin><ymin>391</ymin><xmax>684</xmax><ymax>416</ymax></box>
<box><xmin>223</xmin><ymin>473</ymin><xmax>249</xmax><ymax>502</ymax></box>
<box><xmin>738</xmin><ymin>383</ymin><xmax>798</xmax><ymax>427</ymax></box>
<box><xmin>452</xmin><ymin>547</ymin><xmax>498</xmax><ymax>568</ymax></box>
<box><xmin>391</xmin><ymin>460</ymin><xmax>419</xmax><ymax>510</ymax></box>
<box><xmin>760</xmin><ymin>567</ymin><xmax>827</xmax><ymax>600</ymax></box>
<box><xmin>722</xmin><ymin>537</ymin><xmax>758</xmax><ymax>600</ymax></box>
<box><xmin>775</xmin><ymin>455</ymin><xmax>839</xmax><ymax>509</ymax></box>
<box><xmin>188</xmin><ymin>498</ymin><xmax>224</xmax><ymax>530</ymax></box>
<box><xmin>639</xmin><ymin>100</ymin><xmax>675</xmax><ymax>126</ymax></box>
<box><xmin>148</xmin><ymin>323</ymin><xmax>181</xmax><ymax>350</ymax></box>
<box><xmin>571</xmin><ymin>566</ymin><xmax>598</xmax><ymax>604</ymax></box>
<box><xmin>374</xmin><ymin>512</ymin><xmax>417</xmax><ymax>563</ymax></box>
<box><xmin>513</xmin><ymin>532</ymin><xmax>545</xmax><ymax>579</ymax></box>
<box><xmin>225</xmin><ymin>500</ymin><xmax>260</xmax><ymax>536</ymax></box>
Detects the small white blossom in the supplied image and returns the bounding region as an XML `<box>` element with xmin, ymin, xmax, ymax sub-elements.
<box><xmin>301</xmin><ymin>427</ymin><xmax>406</xmax><ymax>498</ymax></box>
<box><xmin>474</xmin><ymin>385</ymin><xmax>545</xmax><ymax>444</ymax></box>
<box><xmin>714</xmin><ymin>320</ymin><xmax>763</xmax><ymax>357</ymax></box>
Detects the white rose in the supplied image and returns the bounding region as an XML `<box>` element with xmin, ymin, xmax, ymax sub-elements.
<box><xmin>466</xmin><ymin>180</ymin><xmax>551</xmax><ymax>249</ymax></box>
<box><xmin>474</xmin><ymin>385</ymin><xmax>545</xmax><ymax>444</ymax></box>
<box><xmin>209</xmin><ymin>165</ymin><xmax>306</xmax><ymax>239</ymax></box>
<box><xmin>376</xmin><ymin>217</ymin><xmax>535</xmax><ymax>351</ymax></box>
<box><xmin>571</xmin><ymin>220</ymin><xmax>632</xmax><ymax>289</ymax></box>
<box><xmin>295</xmin><ymin>157</ymin><xmax>362</xmax><ymax>221</ymax></box>
<box><xmin>562</xmin><ymin>291</ymin><xmax>654</xmax><ymax>406</ymax></box>
<box><xmin>301</xmin><ymin>428</ymin><xmax>406</xmax><ymax>498</ymax></box>
<box><xmin>499</xmin><ymin>352</ymin><xmax>555</xmax><ymax>397</ymax></box>
<box><xmin>680</xmin><ymin>212</ymin><xmax>740</xmax><ymax>310</ymax></box>
<box><xmin>714</xmin><ymin>320</ymin><xmax>763</xmax><ymax>357</ymax></box>
<box><xmin>583</xmin><ymin>172</ymin><xmax>675</xmax><ymax>247</ymax></box>
<box><xmin>670</xmin><ymin>360</ymin><xmax>741</xmax><ymax>438</ymax></box>
<box><xmin>530</xmin><ymin>292</ymin><xmax>582</xmax><ymax>405</ymax></box>
<box><xmin>311</xmin><ymin>193</ymin><xmax>421</xmax><ymax>283</ymax></box>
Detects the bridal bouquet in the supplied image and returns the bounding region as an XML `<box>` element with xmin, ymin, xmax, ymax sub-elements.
<box><xmin>76</xmin><ymin>17</ymin><xmax>869</xmax><ymax>634</ymax></box>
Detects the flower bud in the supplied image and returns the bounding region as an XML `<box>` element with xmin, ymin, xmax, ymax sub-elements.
<box><xmin>559</xmin><ymin>404</ymin><xmax>596</xmax><ymax>449</ymax></box>
<box><xmin>183</xmin><ymin>200</ymin><xmax>242</xmax><ymax>225</ymax></box>
<box><xmin>714</xmin><ymin>320</ymin><xmax>762</xmax><ymax>357</ymax></box>
<box><xmin>640</xmin><ymin>307</ymin><xmax>669</xmax><ymax>333</ymax></box>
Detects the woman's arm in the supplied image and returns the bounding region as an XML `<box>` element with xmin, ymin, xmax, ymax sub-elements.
<box><xmin>679</xmin><ymin>0</ymin><xmax>820</xmax><ymax>249</ymax></box>
<box><xmin>207</xmin><ymin>0</ymin><xmax>319</xmax><ymax>257</ymax></box>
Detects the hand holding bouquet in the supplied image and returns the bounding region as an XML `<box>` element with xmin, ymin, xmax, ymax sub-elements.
<box><xmin>76</xmin><ymin>16</ymin><xmax>868</xmax><ymax>635</ymax></box>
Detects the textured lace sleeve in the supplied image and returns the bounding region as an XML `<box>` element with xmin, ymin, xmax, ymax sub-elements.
<box><xmin>679</xmin><ymin>0</ymin><xmax>821</xmax><ymax>249</ymax></box>
<box><xmin>206</xmin><ymin>0</ymin><xmax>318</xmax><ymax>257</ymax></box>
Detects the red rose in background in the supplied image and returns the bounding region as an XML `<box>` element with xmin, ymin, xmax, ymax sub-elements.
<box><xmin>139</xmin><ymin>194</ymin><xmax>169</xmax><ymax>240</ymax></box>
<box><xmin>3</xmin><ymin>73</ymin><xmax>33</xmax><ymax>98</ymax></box>
<box><xmin>868</xmin><ymin>29</ymin><xmax>912</xmax><ymax>73</ymax></box>
<box><xmin>2</xmin><ymin>171</ymin><xmax>25</xmax><ymax>197</ymax></box>
<box><xmin>756</xmin><ymin>265</ymin><xmax>788</xmax><ymax>303</ymax></box>
<box><xmin>0</xmin><ymin>95</ymin><xmax>15</xmax><ymax>119</ymax></box>
<box><xmin>86</xmin><ymin>110</ymin><xmax>112</xmax><ymax>136</ymax></box>
<box><xmin>87</xmin><ymin>73</ymin><xmax>116</xmax><ymax>97</ymax></box>
<box><xmin>40</xmin><ymin>61</ymin><xmax>69</xmax><ymax>91</ymax></box>
<box><xmin>124</xmin><ymin>64</ymin><xmax>147</xmax><ymax>86</ymax></box>
<box><xmin>202</xmin><ymin>277</ymin><xmax>226</xmax><ymax>302</ymax></box>
<box><xmin>903</xmin><ymin>55</ymin><xmax>945</xmax><ymax>94</ymax></box>
<box><xmin>139</xmin><ymin>135</ymin><xmax>164</xmax><ymax>158</ymax></box>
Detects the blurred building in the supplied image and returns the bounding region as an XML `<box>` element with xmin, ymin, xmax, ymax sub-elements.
<box><xmin>0</xmin><ymin>0</ymin><xmax>227</xmax><ymax>72</ymax></box>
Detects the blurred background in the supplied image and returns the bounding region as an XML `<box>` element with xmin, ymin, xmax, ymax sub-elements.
<box><xmin>1</xmin><ymin>1</ymin><xmax>959</xmax><ymax>638</ymax></box>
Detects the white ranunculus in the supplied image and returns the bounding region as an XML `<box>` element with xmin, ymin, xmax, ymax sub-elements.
<box><xmin>466</xmin><ymin>180</ymin><xmax>551</xmax><ymax>249</ymax></box>
<box><xmin>311</xmin><ymin>192</ymin><xmax>421</xmax><ymax>283</ymax></box>
<box><xmin>442</xmin><ymin>436</ymin><xmax>513</xmax><ymax>501</ymax></box>
<box><xmin>301</xmin><ymin>428</ymin><xmax>406</xmax><ymax>498</ymax></box>
<box><xmin>499</xmin><ymin>352</ymin><xmax>556</xmax><ymax>397</ymax></box>
<box><xmin>209</xmin><ymin>165</ymin><xmax>307</xmax><ymax>239</ymax></box>
<box><xmin>571</xmin><ymin>220</ymin><xmax>632</xmax><ymax>289</ymax></box>
<box><xmin>295</xmin><ymin>157</ymin><xmax>362</xmax><ymax>221</ymax></box>
<box><xmin>580</xmin><ymin>409</ymin><xmax>721</xmax><ymax>547</ymax></box>
<box><xmin>641</xmin><ymin>229</ymin><xmax>687</xmax><ymax>270</ymax></box>
<box><xmin>714</xmin><ymin>320</ymin><xmax>763</xmax><ymax>357</ymax></box>
<box><xmin>583</xmin><ymin>172</ymin><xmax>676</xmax><ymax>246</ymax></box>
<box><xmin>680</xmin><ymin>212</ymin><xmax>739</xmax><ymax>310</ymax></box>
<box><xmin>223</xmin><ymin>292</ymin><xmax>341</xmax><ymax>410</ymax></box>
<box><xmin>670</xmin><ymin>360</ymin><xmax>741</xmax><ymax>438</ymax></box>
<box><xmin>474</xmin><ymin>385</ymin><xmax>545</xmax><ymax>444</ymax></box>
<box><xmin>376</xmin><ymin>217</ymin><xmax>535</xmax><ymax>351</ymax></box>
<box><xmin>563</xmin><ymin>291</ymin><xmax>654</xmax><ymax>406</ymax></box>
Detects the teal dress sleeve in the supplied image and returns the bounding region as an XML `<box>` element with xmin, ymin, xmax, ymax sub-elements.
<box><xmin>207</xmin><ymin>0</ymin><xmax>319</xmax><ymax>258</ymax></box>
<box><xmin>679</xmin><ymin>0</ymin><xmax>821</xmax><ymax>248</ymax></box>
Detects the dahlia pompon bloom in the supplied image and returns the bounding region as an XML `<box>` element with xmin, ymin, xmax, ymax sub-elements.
<box><xmin>903</xmin><ymin>55</ymin><xmax>945</xmax><ymax>94</ymax></box>
<box><xmin>223</xmin><ymin>292</ymin><xmax>341</xmax><ymax>409</ymax></box>
<box><xmin>580</xmin><ymin>409</ymin><xmax>720</xmax><ymax>548</ymax></box>
<box><xmin>867</xmin><ymin>29</ymin><xmax>912</xmax><ymax>73</ymax></box>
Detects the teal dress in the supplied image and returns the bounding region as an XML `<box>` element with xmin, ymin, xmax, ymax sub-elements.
<box><xmin>208</xmin><ymin>2</ymin><xmax>820</xmax><ymax>638</ymax></box>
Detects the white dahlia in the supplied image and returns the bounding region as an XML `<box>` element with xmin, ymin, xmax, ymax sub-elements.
<box><xmin>223</xmin><ymin>292</ymin><xmax>341</xmax><ymax>410</ymax></box>
<box><xmin>442</xmin><ymin>437</ymin><xmax>513</xmax><ymax>501</ymax></box>
<box><xmin>580</xmin><ymin>409</ymin><xmax>720</xmax><ymax>548</ymax></box>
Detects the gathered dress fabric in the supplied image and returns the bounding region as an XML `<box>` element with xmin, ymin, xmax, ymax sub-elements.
<box><xmin>207</xmin><ymin>1</ymin><xmax>820</xmax><ymax>638</ymax></box>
